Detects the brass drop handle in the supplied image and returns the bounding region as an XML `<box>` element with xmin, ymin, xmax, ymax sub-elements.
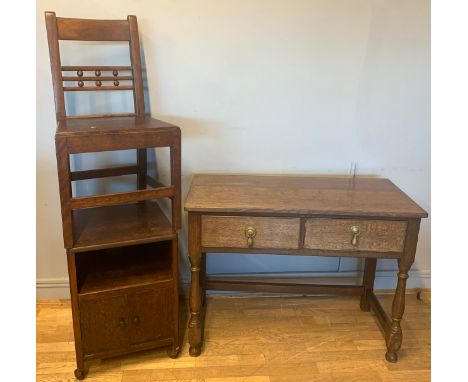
<box><xmin>133</xmin><ymin>315</ymin><xmax>140</xmax><ymax>325</ymax></box>
<box><xmin>350</xmin><ymin>225</ymin><xmax>361</xmax><ymax>247</ymax></box>
<box><xmin>245</xmin><ymin>227</ymin><xmax>256</xmax><ymax>247</ymax></box>
<box><xmin>119</xmin><ymin>318</ymin><xmax>127</xmax><ymax>327</ymax></box>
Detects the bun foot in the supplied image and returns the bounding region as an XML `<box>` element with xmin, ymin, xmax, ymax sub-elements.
<box><xmin>385</xmin><ymin>351</ymin><xmax>398</xmax><ymax>363</ymax></box>
<box><xmin>167</xmin><ymin>346</ymin><xmax>180</xmax><ymax>359</ymax></box>
<box><xmin>189</xmin><ymin>345</ymin><xmax>201</xmax><ymax>357</ymax></box>
<box><xmin>74</xmin><ymin>369</ymin><xmax>86</xmax><ymax>380</ymax></box>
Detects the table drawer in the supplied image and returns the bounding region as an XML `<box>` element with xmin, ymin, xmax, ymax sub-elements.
<box><xmin>304</xmin><ymin>218</ymin><xmax>407</xmax><ymax>253</ymax></box>
<box><xmin>201</xmin><ymin>216</ymin><xmax>301</xmax><ymax>249</ymax></box>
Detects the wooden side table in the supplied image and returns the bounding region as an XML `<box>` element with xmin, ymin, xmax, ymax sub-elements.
<box><xmin>184</xmin><ymin>174</ymin><xmax>428</xmax><ymax>362</ymax></box>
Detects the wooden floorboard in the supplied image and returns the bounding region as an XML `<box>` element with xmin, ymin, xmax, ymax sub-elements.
<box><xmin>36</xmin><ymin>293</ymin><xmax>430</xmax><ymax>381</ymax></box>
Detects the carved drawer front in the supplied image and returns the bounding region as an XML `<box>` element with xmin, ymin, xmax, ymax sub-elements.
<box><xmin>304</xmin><ymin>218</ymin><xmax>407</xmax><ymax>253</ymax></box>
<box><xmin>202</xmin><ymin>216</ymin><xmax>301</xmax><ymax>249</ymax></box>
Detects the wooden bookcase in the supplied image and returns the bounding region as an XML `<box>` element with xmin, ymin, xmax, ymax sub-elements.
<box><xmin>45</xmin><ymin>12</ymin><xmax>181</xmax><ymax>380</ymax></box>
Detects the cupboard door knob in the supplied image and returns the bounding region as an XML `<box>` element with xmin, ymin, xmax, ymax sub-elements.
<box><xmin>133</xmin><ymin>315</ymin><xmax>140</xmax><ymax>324</ymax></box>
<box><xmin>119</xmin><ymin>318</ymin><xmax>126</xmax><ymax>327</ymax></box>
<box><xmin>350</xmin><ymin>225</ymin><xmax>361</xmax><ymax>246</ymax></box>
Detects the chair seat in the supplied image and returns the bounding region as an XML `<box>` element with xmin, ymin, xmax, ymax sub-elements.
<box><xmin>57</xmin><ymin>115</ymin><xmax>178</xmax><ymax>135</ymax></box>
<box><xmin>56</xmin><ymin>115</ymin><xmax>181</xmax><ymax>153</ymax></box>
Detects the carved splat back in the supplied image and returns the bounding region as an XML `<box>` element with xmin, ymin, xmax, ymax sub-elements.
<box><xmin>45</xmin><ymin>12</ymin><xmax>145</xmax><ymax>120</ymax></box>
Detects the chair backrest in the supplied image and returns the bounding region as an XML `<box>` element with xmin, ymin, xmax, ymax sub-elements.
<box><xmin>45</xmin><ymin>11</ymin><xmax>145</xmax><ymax>121</ymax></box>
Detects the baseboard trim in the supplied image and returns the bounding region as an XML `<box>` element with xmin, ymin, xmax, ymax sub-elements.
<box><xmin>36</xmin><ymin>278</ymin><xmax>70</xmax><ymax>299</ymax></box>
<box><xmin>37</xmin><ymin>270</ymin><xmax>431</xmax><ymax>300</ymax></box>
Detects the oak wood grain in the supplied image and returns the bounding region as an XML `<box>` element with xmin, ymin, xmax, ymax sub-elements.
<box><xmin>62</xmin><ymin>76</ymin><xmax>134</xmax><ymax>81</ymax></box>
<box><xmin>61</xmin><ymin>66</ymin><xmax>132</xmax><ymax>71</ymax></box>
<box><xmin>46</xmin><ymin>12</ymin><xmax>182</xmax><ymax>379</ymax></box>
<box><xmin>185</xmin><ymin>175</ymin><xmax>427</xmax><ymax>364</ymax></box>
<box><xmin>55</xmin><ymin>138</ymin><xmax>73</xmax><ymax>247</ymax></box>
<box><xmin>56</xmin><ymin>17</ymin><xmax>131</xmax><ymax>41</ymax></box>
<box><xmin>304</xmin><ymin>218</ymin><xmax>407</xmax><ymax>253</ymax></box>
<box><xmin>70</xmin><ymin>186</ymin><xmax>174</xmax><ymax>209</ymax></box>
<box><xmin>63</xmin><ymin>85</ymin><xmax>134</xmax><ymax>91</ymax></box>
<box><xmin>65</xmin><ymin>251</ymin><xmax>85</xmax><ymax>374</ymax></box>
<box><xmin>65</xmin><ymin>112</ymin><xmax>136</xmax><ymax>119</ymax></box>
<box><xmin>80</xmin><ymin>294</ymin><xmax>129</xmax><ymax>355</ymax></box>
<box><xmin>201</xmin><ymin>216</ymin><xmax>301</xmax><ymax>249</ymax></box>
<box><xmin>70</xmin><ymin>165</ymin><xmax>138</xmax><ymax>181</ymax></box>
<box><xmin>72</xmin><ymin>202</ymin><xmax>175</xmax><ymax>252</ymax></box>
<box><xmin>206</xmin><ymin>279</ymin><xmax>364</xmax><ymax>295</ymax></box>
<box><xmin>188</xmin><ymin>213</ymin><xmax>203</xmax><ymax>357</ymax></box>
<box><xmin>128</xmin><ymin>287</ymin><xmax>173</xmax><ymax>347</ymax></box>
<box><xmin>76</xmin><ymin>242</ymin><xmax>173</xmax><ymax>297</ymax></box>
<box><xmin>55</xmin><ymin>117</ymin><xmax>180</xmax><ymax>154</ymax></box>
<box><xmin>56</xmin><ymin>115</ymin><xmax>178</xmax><ymax>134</ymax></box>
<box><xmin>360</xmin><ymin>258</ymin><xmax>377</xmax><ymax>311</ymax></box>
<box><xmin>128</xmin><ymin>15</ymin><xmax>145</xmax><ymax>116</ymax></box>
<box><xmin>185</xmin><ymin>175</ymin><xmax>427</xmax><ymax>218</ymax></box>
<box><xmin>45</xmin><ymin>11</ymin><xmax>66</xmax><ymax>119</ymax></box>
<box><xmin>198</xmin><ymin>246</ymin><xmax>403</xmax><ymax>259</ymax></box>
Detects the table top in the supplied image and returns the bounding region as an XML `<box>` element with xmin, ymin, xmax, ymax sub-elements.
<box><xmin>184</xmin><ymin>174</ymin><xmax>428</xmax><ymax>218</ymax></box>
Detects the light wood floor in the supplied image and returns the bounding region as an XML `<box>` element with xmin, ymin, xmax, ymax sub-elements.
<box><xmin>37</xmin><ymin>293</ymin><xmax>430</xmax><ymax>381</ymax></box>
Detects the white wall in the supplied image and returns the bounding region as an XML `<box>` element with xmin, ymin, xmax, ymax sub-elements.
<box><xmin>36</xmin><ymin>0</ymin><xmax>430</xmax><ymax>298</ymax></box>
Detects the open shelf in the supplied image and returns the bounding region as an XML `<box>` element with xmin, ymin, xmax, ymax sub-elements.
<box><xmin>72</xmin><ymin>201</ymin><xmax>175</xmax><ymax>252</ymax></box>
<box><xmin>76</xmin><ymin>241</ymin><xmax>173</xmax><ymax>296</ymax></box>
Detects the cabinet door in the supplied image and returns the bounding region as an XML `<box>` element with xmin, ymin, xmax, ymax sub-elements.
<box><xmin>79</xmin><ymin>294</ymin><xmax>129</xmax><ymax>356</ymax></box>
<box><xmin>128</xmin><ymin>287</ymin><xmax>173</xmax><ymax>346</ymax></box>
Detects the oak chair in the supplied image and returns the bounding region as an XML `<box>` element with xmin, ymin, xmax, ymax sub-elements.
<box><xmin>45</xmin><ymin>12</ymin><xmax>181</xmax><ymax>379</ymax></box>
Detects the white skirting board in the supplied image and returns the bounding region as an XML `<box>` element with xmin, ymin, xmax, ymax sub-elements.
<box><xmin>36</xmin><ymin>278</ymin><xmax>70</xmax><ymax>300</ymax></box>
<box><xmin>36</xmin><ymin>270</ymin><xmax>430</xmax><ymax>299</ymax></box>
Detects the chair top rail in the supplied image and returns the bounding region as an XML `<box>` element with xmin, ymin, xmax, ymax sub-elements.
<box><xmin>56</xmin><ymin>17</ymin><xmax>131</xmax><ymax>41</ymax></box>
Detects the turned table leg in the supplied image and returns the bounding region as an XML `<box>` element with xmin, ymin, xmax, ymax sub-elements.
<box><xmin>385</xmin><ymin>219</ymin><xmax>420</xmax><ymax>362</ymax></box>
<box><xmin>385</xmin><ymin>259</ymin><xmax>411</xmax><ymax>362</ymax></box>
<box><xmin>188</xmin><ymin>213</ymin><xmax>203</xmax><ymax>356</ymax></box>
<box><xmin>200</xmin><ymin>252</ymin><xmax>207</xmax><ymax>307</ymax></box>
<box><xmin>360</xmin><ymin>258</ymin><xmax>377</xmax><ymax>312</ymax></box>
